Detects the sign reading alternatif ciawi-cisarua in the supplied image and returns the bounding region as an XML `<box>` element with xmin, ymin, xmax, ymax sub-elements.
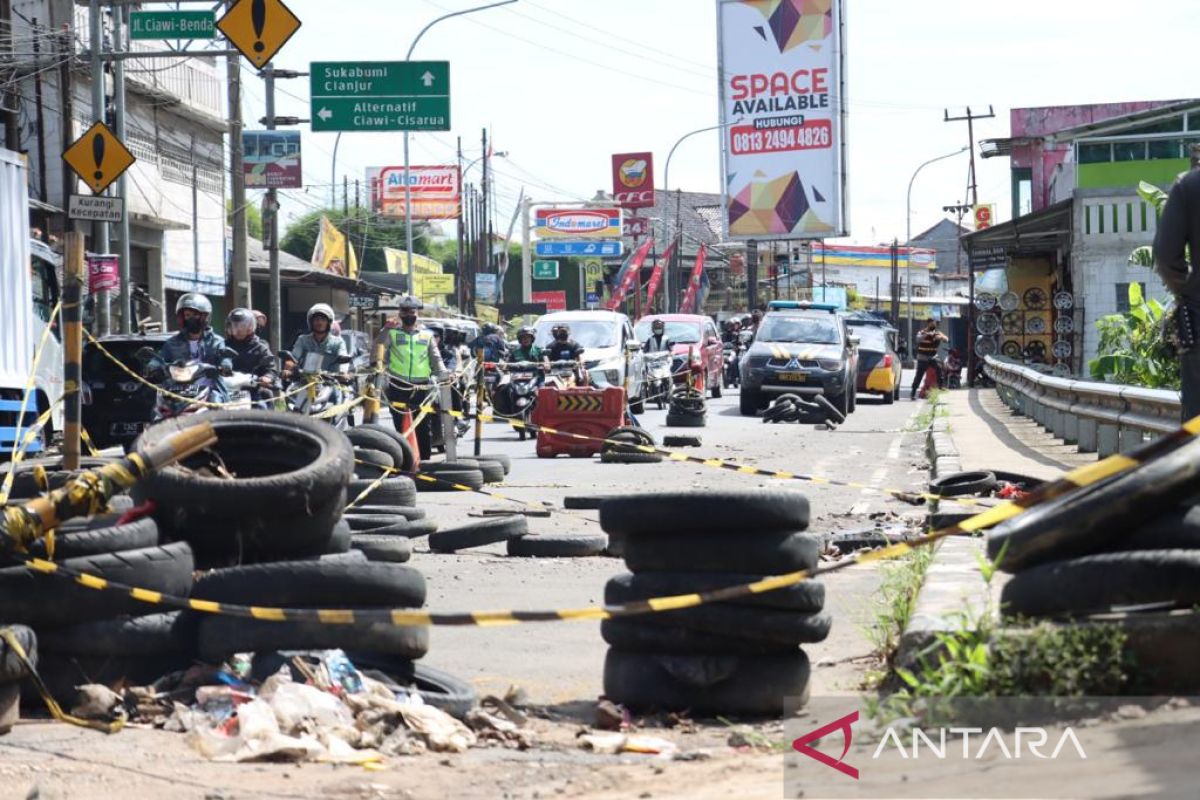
<box><xmin>717</xmin><ymin>0</ymin><xmax>848</xmax><ymax>239</ymax></box>
<box><xmin>310</xmin><ymin>61</ymin><xmax>450</xmax><ymax>132</ymax></box>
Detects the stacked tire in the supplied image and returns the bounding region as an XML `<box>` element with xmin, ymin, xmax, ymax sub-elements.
<box><xmin>665</xmin><ymin>387</ymin><xmax>706</xmax><ymax>428</ymax></box>
<box><xmin>598</xmin><ymin>489</ymin><xmax>829</xmax><ymax>716</ymax></box>
<box><xmin>417</xmin><ymin>454</ymin><xmax>509</xmax><ymax>492</ymax></box>
<box><xmin>988</xmin><ymin>439</ymin><xmax>1200</xmax><ymax>619</ymax></box>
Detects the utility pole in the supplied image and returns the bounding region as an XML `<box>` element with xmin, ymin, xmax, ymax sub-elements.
<box><xmin>890</xmin><ymin>238</ymin><xmax>900</xmax><ymax>324</ymax></box>
<box><xmin>88</xmin><ymin>0</ymin><xmax>110</xmax><ymax>334</ymax></box>
<box><xmin>0</xmin><ymin>0</ymin><xmax>18</xmax><ymax>151</ymax></box>
<box><xmin>945</xmin><ymin>106</ymin><xmax>994</xmax><ymax>386</ymax></box>
<box><xmin>343</xmin><ymin>175</ymin><xmax>350</xmax><ymax>279</ymax></box>
<box><xmin>481</xmin><ymin>128</ymin><xmax>489</xmax><ymax>277</ymax></box>
<box><xmin>745</xmin><ymin>240</ymin><xmax>758</xmax><ymax>311</ymax></box>
<box><xmin>112</xmin><ymin>3</ymin><xmax>132</xmax><ymax>333</ymax></box>
<box><xmin>520</xmin><ymin>195</ymin><xmax>531</xmax><ymax>303</ymax></box>
<box><xmin>456</xmin><ymin>136</ymin><xmax>465</xmax><ymax>309</ymax></box>
<box><xmin>31</xmin><ymin>17</ymin><xmax>48</xmax><ymax>208</ymax></box>
<box><xmin>226</xmin><ymin>22</ymin><xmax>249</xmax><ymax>313</ymax></box>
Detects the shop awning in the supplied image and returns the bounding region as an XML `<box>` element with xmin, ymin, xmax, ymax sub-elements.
<box><xmin>960</xmin><ymin>199</ymin><xmax>1072</xmax><ymax>264</ymax></box>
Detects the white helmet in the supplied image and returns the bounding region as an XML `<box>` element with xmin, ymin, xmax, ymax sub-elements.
<box><xmin>307</xmin><ymin>303</ymin><xmax>335</xmax><ymax>327</ymax></box>
<box><xmin>175</xmin><ymin>293</ymin><xmax>212</xmax><ymax>317</ymax></box>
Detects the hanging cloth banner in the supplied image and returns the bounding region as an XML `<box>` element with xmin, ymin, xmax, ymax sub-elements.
<box><xmin>679</xmin><ymin>244</ymin><xmax>708</xmax><ymax>314</ymax></box>
<box><xmin>605</xmin><ymin>238</ymin><xmax>652</xmax><ymax>311</ymax></box>
<box><xmin>642</xmin><ymin>236</ymin><xmax>677</xmax><ymax>312</ymax></box>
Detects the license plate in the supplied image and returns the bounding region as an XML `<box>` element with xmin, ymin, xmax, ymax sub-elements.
<box><xmin>778</xmin><ymin>371</ymin><xmax>807</xmax><ymax>382</ymax></box>
<box><xmin>110</xmin><ymin>421</ymin><xmax>144</xmax><ymax>436</ymax></box>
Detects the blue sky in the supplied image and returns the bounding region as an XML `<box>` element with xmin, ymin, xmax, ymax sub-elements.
<box><xmin>246</xmin><ymin>0</ymin><xmax>1200</xmax><ymax>245</ymax></box>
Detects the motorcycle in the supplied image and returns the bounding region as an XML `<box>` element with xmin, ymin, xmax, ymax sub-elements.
<box><xmin>492</xmin><ymin>361</ymin><xmax>542</xmax><ymax>441</ymax></box>
<box><xmin>642</xmin><ymin>351</ymin><xmax>672</xmax><ymax>410</ymax></box>
<box><xmin>723</xmin><ymin>342</ymin><xmax>741</xmax><ymax>388</ymax></box>
<box><xmin>280</xmin><ymin>350</ymin><xmax>356</xmax><ymax>430</ymax></box>
<box><xmin>139</xmin><ymin>346</ymin><xmax>250</xmax><ymax>421</ymax></box>
<box><xmin>544</xmin><ymin>359</ymin><xmax>583</xmax><ymax>391</ymax></box>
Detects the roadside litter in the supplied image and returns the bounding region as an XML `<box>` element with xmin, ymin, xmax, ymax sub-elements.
<box><xmin>764</xmin><ymin>393</ymin><xmax>844</xmax><ymax>426</ymax></box>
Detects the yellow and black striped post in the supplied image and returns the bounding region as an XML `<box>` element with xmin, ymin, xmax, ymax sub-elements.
<box><xmin>61</xmin><ymin>233</ymin><xmax>85</xmax><ymax>471</ymax></box>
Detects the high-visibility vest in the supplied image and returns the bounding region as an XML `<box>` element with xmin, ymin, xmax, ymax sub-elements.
<box><xmin>387</xmin><ymin>329</ymin><xmax>434</xmax><ymax>379</ymax></box>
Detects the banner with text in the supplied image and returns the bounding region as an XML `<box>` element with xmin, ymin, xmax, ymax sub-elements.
<box><xmin>369</xmin><ymin>165</ymin><xmax>461</xmax><ymax>219</ymax></box>
<box><xmin>611</xmin><ymin>152</ymin><xmax>654</xmax><ymax>209</ymax></box>
<box><xmin>718</xmin><ymin>0</ymin><xmax>847</xmax><ymax>239</ymax></box>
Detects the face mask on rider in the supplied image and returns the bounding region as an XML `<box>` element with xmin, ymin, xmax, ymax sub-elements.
<box><xmin>400</xmin><ymin>314</ymin><xmax>418</xmax><ymax>327</ymax></box>
<box><xmin>183</xmin><ymin>316</ymin><xmax>205</xmax><ymax>334</ymax></box>
<box><xmin>554</xmin><ymin>331</ymin><xmax>568</xmax><ymax>341</ymax></box>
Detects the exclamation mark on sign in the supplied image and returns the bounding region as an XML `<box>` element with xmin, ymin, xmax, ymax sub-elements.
<box><xmin>251</xmin><ymin>0</ymin><xmax>266</xmax><ymax>53</ymax></box>
<box><xmin>91</xmin><ymin>132</ymin><xmax>105</xmax><ymax>182</ymax></box>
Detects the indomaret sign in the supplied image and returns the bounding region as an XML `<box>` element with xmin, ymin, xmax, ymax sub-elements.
<box><xmin>717</xmin><ymin>0</ymin><xmax>848</xmax><ymax>240</ymax></box>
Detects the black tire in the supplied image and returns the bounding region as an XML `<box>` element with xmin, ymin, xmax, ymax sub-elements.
<box><xmin>353</xmin><ymin>447</ymin><xmax>394</xmax><ymax>480</ymax></box>
<box><xmin>415</xmin><ymin>468</ymin><xmax>485</xmax><ymax>492</ymax></box>
<box><xmin>2</xmin><ymin>456</ymin><xmax>116</xmax><ymax>499</ymax></box>
<box><xmin>198</xmin><ymin>614</ymin><xmax>429</xmax><ymax>663</ymax></box>
<box><xmin>607</xmin><ymin>605</ymin><xmax>830</xmax><ymax>646</ymax></box>
<box><xmin>507</xmin><ymin>533</ymin><xmax>608</xmax><ymax>557</ymax></box>
<box><xmin>624</xmin><ymin>531</ymin><xmax>821</xmax><ymax>574</ymax></box>
<box><xmin>930</xmin><ymin>470</ymin><xmax>997</xmax><ymax>498</ymax></box>
<box><xmin>133</xmin><ymin>410</ymin><xmax>352</xmax><ymax>558</ymax></box>
<box><xmin>605</xmin><ymin>530</ymin><xmax>626</xmax><ymax>558</ymax></box>
<box><xmin>986</xmin><ymin>439</ymin><xmax>1200</xmax><ymax>572</ymax></box>
<box><xmin>351</xmin><ymin>534</ymin><xmax>413</xmax><ymax>563</ymax></box>
<box><xmin>358</xmin><ymin>423</ymin><xmax>418</xmax><ymax>473</ymax></box>
<box><xmin>563</xmin><ymin>495</ymin><xmax>620</xmax><ymax>510</ymax></box>
<box><xmin>601</xmin><ymin>426</ymin><xmax>662</xmax><ymax>465</ymax></box>
<box><xmin>664</xmin><ymin>413</ymin><xmax>706</xmax><ymax>428</ymax></box>
<box><xmin>31</xmin><ymin>516</ymin><xmax>159</xmax><ymax>559</ymax></box>
<box><xmin>816</xmin><ymin>393</ymin><xmax>846</xmax><ymax>424</ymax></box>
<box><xmin>711</xmin><ymin>380</ymin><xmax>722</xmax><ymax>399</ymax></box>
<box><xmin>603</xmin><ymin>649</ymin><xmax>811</xmax><ymax>715</ymax></box>
<box><xmin>474</xmin><ymin>460</ymin><xmax>506</xmax><ymax>484</ymax></box>
<box><xmin>739</xmin><ymin>389</ymin><xmax>759</xmax><ymax>417</ymax></box>
<box><xmin>39</xmin><ymin>612</ymin><xmax>197</xmax><ymax>657</ymax></box>
<box><xmin>882</xmin><ymin>387</ymin><xmax>895</xmax><ymax>405</ymax></box>
<box><xmin>341</xmin><ymin>655</ymin><xmax>478</xmax><ymax>720</ymax></box>
<box><xmin>475</xmin><ymin>454</ymin><xmax>512</xmax><ymax>474</ymax></box>
<box><xmin>343</xmin><ymin>514</ymin><xmax>412</xmax><ymax>532</ymax></box>
<box><xmin>662</xmin><ymin>435</ymin><xmax>702</xmax><ymax>448</ymax></box>
<box><xmin>344</xmin><ymin>505</ymin><xmax>427</xmax><ymax>521</ymax></box>
<box><xmin>894</xmin><ymin>384</ymin><xmax>902</xmax><ymax>401</ymax></box>
<box><xmin>1000</xmin><ymin>550</ymin><xmax>1200</xmax><ymax>618</ymax></box>
<box><xmin>421</xmin><ymin>460</ymin><xmax>481</xmax><ymax>474</ymax></box>
<box><xmin>429</xmin><ymin>516</ymin><xmax>528</xmax><ymax>553</ymax></box>
<box><xmin>763</xmin><ymin>403</ymin><xmax>793</xmax><ymax>423</ymax></box>
<box><xmin>629</xmin><ymin>390</ymin><xmax>646</xmax><ymax>415</ymax></box>
<box><xmin>0</xmin><ymin>543</ymin><xmax>194</xmax><ymax>629</ymax></box>
<box><xmin>600</xmin><ymin>616</ymin><xmax>822</xmax><ymax>655</ymax></box>
<box><xmin>1105</xmin><ymin>506</ymin><xmax>1200</xmax><ymax>552</ymax></box>
<box><xmin>831</xmin><ymin>531</ymin><xmax>891</xmax><ymax>552</ymax></box>
<box><xmin>348</xmin><ymin>477</ymin><xmax>417</xmax><ymax>507</ymax></box>
<box><xmin>604</xmin><ymin>572</ymin><xmax>825</xmax><ymax>612</ymax></box>
<box><xmin>0</xmin><ymin>625</ymin><xmax>36</xmax><ymax>682</ymax></box>
<box><xmin>346</xmin><ymin>429</ymin><xmax>404</xmax><ymax>469</ymax></box>
<box><xmin>601</xmin><ymin>489</ymin><xmax>810</xmax><ymax>537</ymax></box>
<box><xmin>192</xmin><ymin>559</ymin><xmax>426</xmax><ymax>607</ymax></box>
<box><xmin>848</xmin><ymin>385</ymin><xmax>857</xmax><ymax>414</ymax></box>
<box><xmin>326</xmin><ymin>519</ymin><xmax>352</xmax><ymax>554</ymax></box>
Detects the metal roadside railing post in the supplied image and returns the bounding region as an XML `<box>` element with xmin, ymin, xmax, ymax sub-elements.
<box><xmin>474</xmin><ymin>347</ymin><xmax>485</xmax><ymax>457</ymax></box>
<box><xmin>62</xmin><ymin>233</ymin><xmax>85</xmax><ymax>470</ymax></box>
<box><xmin>441</xmin><ymin>379</ymin><xmax>457</xmax><ymax>462</ymax></box>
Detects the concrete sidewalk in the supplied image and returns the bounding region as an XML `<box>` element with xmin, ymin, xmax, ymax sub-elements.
<box><xmin>938</xmin><ymin>387</ymin><xmax>1093</xmax><ymax>481</ymax></box>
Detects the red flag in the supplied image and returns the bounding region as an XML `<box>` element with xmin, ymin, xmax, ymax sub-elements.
<box><xmin>605</xmin><ymin>238</ymin><xmax>652</xmax><ymax>311</ymax></box>
<box><xmin>679</xmin><ymin>245</ymin><xmax>707</xmax><ymax>314</ymax></box>
<box><xmin>643</xmin><ymin>237</ymin><xmax>677</xmax><ymax>312</ymax></box>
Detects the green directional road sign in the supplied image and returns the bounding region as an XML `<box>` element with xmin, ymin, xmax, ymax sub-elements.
<box><xmin>533</xmin><ymin>260</ymin><xmax>559</xmax><ymax>280</ymax></box>
<box><xmin>130</xmin><ymin>11</ymin><xmax>216</xmax><ymax>40</ymax></box>
<box><xmin>310</xmin><ymin>61</ymin><xmax>450</xmax><ymax>132</ymax></box>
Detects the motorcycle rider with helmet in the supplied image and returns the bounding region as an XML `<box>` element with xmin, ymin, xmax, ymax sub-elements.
<box><xmin>542</xmin><ymin>323</ymin><xmax>586</xmax><ymax>384</ymax></box>
<box><xmin>470</xmin><ymin>322</ymin><xmax>509</xmax><ymax>362</ymax></box>
<box><xmin>149</xmin><ymin>293</ymin><xmax>231</xmax><ymax>401</ymax></box>
<box><xmin>224</xmin><ymin>307</ymin><xmax>278</xmax><ymax>404</ymax></box>
<box><xmin>379</xmin><ymin>295</ymin><xmax>446</xmax><ymax>459</ymax></box>
<box><xmin>284</xmin><ymin>303</ymin><xmax>348</xmax><ymax>379</ymax></box>
<box><xmin>644</xmin><ymin>319</ymin><xmax>671</xmax><ymax>353</ymax></box>
<box><xmin>508</xmin><ymin>326</ymin><xmax>542</xmax><ymax>363</ymax></box>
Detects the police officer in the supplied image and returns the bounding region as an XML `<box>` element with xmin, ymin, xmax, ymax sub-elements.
<box><xmin>380</xmin><ymin>296</ymin><xmax>446</xmax><ymax>459</ymax></box>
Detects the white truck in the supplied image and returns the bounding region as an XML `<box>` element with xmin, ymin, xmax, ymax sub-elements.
<box><xmin>0</xmin><ymin>146</ymin><xmax>64</xmax><ymax>454</ymax></box>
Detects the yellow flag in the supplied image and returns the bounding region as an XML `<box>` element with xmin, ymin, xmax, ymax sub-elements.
<box><xmin>383</xmin><ymin>247</ymin><xmax>442</xmax><ymax>275</ymax></box>
<box><xmin>311</xmin><ymin>216</ymin><xmax>358</xmax><ymax>278</ymax></box>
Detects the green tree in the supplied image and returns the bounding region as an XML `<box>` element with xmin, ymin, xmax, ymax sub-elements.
<box><xmin>279</xmin><ymin>207</ymin><xmax>429</xmax><ymax>273</ymax></box>
<box><xmin>227</xmin><ymin>200</ymin><xmax>263</xmax><ymax>240</ymax></box>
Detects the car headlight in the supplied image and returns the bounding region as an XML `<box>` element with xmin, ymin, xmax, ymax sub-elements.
<box><xmin>818</xmin><ymin>359</ymin><xmax>844</xmax><ymax>371</ymax></box>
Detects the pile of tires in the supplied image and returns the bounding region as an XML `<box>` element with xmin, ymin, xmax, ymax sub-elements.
<box><xmin>597</xmin><ymin>489</ymin><xmax>829</xmax><ymax>716</ymax></box>
<box><xmin>987</xmin><ymin>439</ymin><xmax>1200</xmax><ymax>619</ymax></box>
<box><xmin>600</xmin><ymin>427</ymin><xmax>662</xmax><ymax>466</ymax></box>
<box><xmin>0</xmin><ymin>626</ymin><xmax>35</xmax><ymax>733</ymax></box>
<box><xmin>764</xmin><ymin>394</ymin><xmax>844</xmax><ymax>426</ymax></box>
<box><xmin>416</xmin><ymin>453</ymin><xmax>510</xmax><ymax>492</ymax></box>
<box><xmin>665</xmin><ymin>387</ymin><xmax>706</xmax><ymax>428</ymax></box>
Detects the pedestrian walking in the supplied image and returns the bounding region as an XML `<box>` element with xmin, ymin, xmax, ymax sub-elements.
<box><xmin>910</xmin><ymin>318</ymin><xmax>948</xmax><ymax>400</ymax></box>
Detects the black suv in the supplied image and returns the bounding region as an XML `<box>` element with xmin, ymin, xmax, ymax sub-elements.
<box><xmin>738</xmin><ymin>303</ymin><xmax>859</xmax><ymax>416</ymax></box>
<box><xmin>82</xmin><ymin>334</ymin><xmax>170</xmax><ymax>449</ymax></box>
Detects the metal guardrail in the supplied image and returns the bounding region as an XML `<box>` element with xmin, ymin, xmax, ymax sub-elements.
<box><xmin>983</xmin><ymin>356</ymin><xmax>1181</xmax><ymax>459</ymax></box>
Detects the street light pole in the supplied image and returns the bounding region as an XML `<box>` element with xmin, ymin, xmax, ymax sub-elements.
<box><xmin>905</xmin><ymin>146</ymin><xmax>967</xmax><ymax>357</ymax></box>
<box><xmin>663</xmin><ymin>119</ymin><xmax>741</xmax><ymax>312</ymax></box>
<box><xmin>402</xmin><ymin>0</ymin><xmax>517</xmax><ymax>295</ymax></box>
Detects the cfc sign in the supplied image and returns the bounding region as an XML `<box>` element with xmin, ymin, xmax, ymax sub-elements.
<box><xmin>611</xmin><ymin>152</ymin><xmax>654</xmax><ymax>209</ymax></box>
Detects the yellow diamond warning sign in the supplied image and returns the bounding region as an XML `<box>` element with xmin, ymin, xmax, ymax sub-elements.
<box><xmin>217</xmin><ymin>0</ymin><xmax>301</xmax><ymax>69</ymax></box>
<box><xmin>555</xmin><ymin>394</ymin><xmax>604</xmax><ymax>413</ymax></box>
<box><xmin>62</xmin><ymin>121</ymin><xmax>135</xmax><ymax>195</ymax></box>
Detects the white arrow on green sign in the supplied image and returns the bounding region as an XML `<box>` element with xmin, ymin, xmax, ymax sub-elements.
<box><xmin>310</xmin><ymin>61</ymin><xmax>450</xmax><ymax>132</ymax></box>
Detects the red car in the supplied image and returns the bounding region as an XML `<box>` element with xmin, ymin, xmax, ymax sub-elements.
<box><xmin>634</xmin><ymin>314</ymin><xmax>724</xmax><ymax>398</ymax></box>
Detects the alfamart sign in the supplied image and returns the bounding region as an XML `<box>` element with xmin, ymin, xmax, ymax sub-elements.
<box><xmin>717</xmin><ymin>0</ymin><xmax>848</xmax><ymax>239</ymax></box>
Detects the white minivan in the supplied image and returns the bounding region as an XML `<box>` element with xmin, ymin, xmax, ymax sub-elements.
<box><xmin>533</xmin><ymin>310</ymin><xmax>647</xmax><ymax>413</ymax></box>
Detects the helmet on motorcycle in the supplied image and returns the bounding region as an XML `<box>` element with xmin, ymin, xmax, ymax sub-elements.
<box><xmin>396</xmin><ymin>295</ymin><xmax>424</xmax><ymax>311</ymax></box>
<box><xmin>307</xmin><ymin>303</ymin><xmax>335</xmax><ymax>328</ymax></box>
<box><xmin>741</xmin><ymin>315</ymin><xmax>753</xmax><ymax>327</ymax></box>
<box><xmin>482</xmin><ymin>323</ymin><xmax>501</xmax><ymax>336</ymax></box>
<box><xmin>225</xmin><ymin>307</ymin><xmax>256</xmax><ymax>340</ymax></box>
<box><xmin>517</xmin><ymin>325</ymin><xmax>535</xmax><ymax>344</ymax></box>
<box><xmin>551</xmin><ymin>323</ymin><xmax>570</xmax><ymax>341</ymax></box>
<box><xmin>176</xmin><ymin>293</ymin><xmax>212</xmax><ymax>318</ymax></box>
<box><xmin>651</xmin><ymin>319</ymin><xmax>665</xmax><ymax>333</ymax></box>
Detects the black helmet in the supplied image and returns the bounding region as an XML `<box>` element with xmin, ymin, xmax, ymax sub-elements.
<box><xmin>651</xmin><ymin>319</ymin><xmax>665</xmax><ymax>331</ymax></box>
<box><xmin>551</xmin><ymin>323</ymin><xmax>569</xmax><ymax>334</ymax></box>
<box><xmin>517</xmin><ymin>325</ymin><xmax>535</xmax><ymax>340</ymax></box>
<box><xmin>225</xmin><ymin>307</ymin><xmax>256</xmax><ymax>339</ymax></box>
<box><xmin>482</xmin><ymin>323</ymin><xmax>501</xmax><ymax>336</ymax></box>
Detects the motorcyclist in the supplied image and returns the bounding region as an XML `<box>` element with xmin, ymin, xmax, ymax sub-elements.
<box><xmin>508</xmin><ymin>326</ymin><xmax>542</xmax><ymax>363</ymax></box>
<box><xmin>149</xmin><ymin>293</ymin><xmax>230</xmax><ymax>402</ymax></box>
<box><xmin>379</xmin><ymin>295</ymin><xmax>447</xmax><ymax>459</ymax></box>
<box><xmin>285</xmin><ymin>303</ymin><xmax>349</xmax><ymax>379</ymax></box>
<box><xmin>644</xmin><ymin>319</ymin><xmax>671</xmax><ymax>353</ymax></box>
<box><xmin>542</xmin><ymin>323</ymin><xmax>586</xmax><ymax>383</ymax></box>
<box><xmin>224</xmin><ymin>307</ymin><xmax>278</xmax><ymax>404</ymax></box>
<box><xmin>469</xmin><ymin>323</ymin><xmax>509</xmax><ymax>362</ymax></box>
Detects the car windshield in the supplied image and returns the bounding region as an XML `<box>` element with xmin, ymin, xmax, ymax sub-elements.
<box><xmin>633</xmin><ymin>320</ymin><xmax>701</xmax><ymax>344</ymax></box>
<box><xmin>756</xmin><ymin>315</ymin><xmax>840</xmax><ymax>345</ymax></box>
<box><xmin>534</xmin><ymin>319</ymin><xmax>620</xmax><ymax>349</ymax></box>
<box><xmin>848</xmin><ymin>325</ymin><xmax>889</xmax><ymax>352</ymax></box>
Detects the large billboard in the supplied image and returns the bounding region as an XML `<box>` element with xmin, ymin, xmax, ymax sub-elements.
<box><xmin>535</xmin><ymin>207</ymin><xmax>622</xmax><ymax>240</ymax></box>
<box><xmin>611</xmin><ymin>152</ymin><xmax>654</xmax><ymax>208</ymax></box>
<box><xmin>717</xmin><ymin>0</ymin><xmax>847</xmax><ymax>240</ymax></box>
<box><xmin>243</xmin><ymin>130</ymin><xmax>302</xmax><ymax>189</ymax></box>
<box><xmin>368</xmin><ymin>165</ymin><xmax>461</xmax><ymax>219</ymax></box>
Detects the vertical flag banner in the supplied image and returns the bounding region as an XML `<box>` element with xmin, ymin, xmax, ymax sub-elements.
<box><xmin>679</xmin><ymin>244</ymin><xmax>708</xmax><ymax>314</ymax></box>
<box><xmin>311</xmin><ymin>215</ymin><xmax>358</xmax><ymax>278</ymax></box>
<box><xmin>717</xmin><ymin>0</ymin><xmax>848</xmax><ymax>239</ymax></box>
<box><xmin>643</xmin><ymin>236</ymin><xmax>677</xmax><ymax>312</ymax></box>
<box><xmin>605</xmin><ymin>238</ymin><xmax>653</xmax><ymax>310</ymax></box>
